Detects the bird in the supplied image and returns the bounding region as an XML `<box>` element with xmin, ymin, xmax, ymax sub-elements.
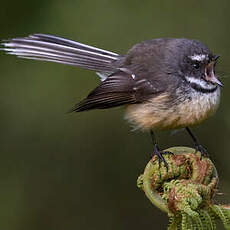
<box><xmin>1</xmin><ymin>34</ymin><xmax>223</xmax><ymax>167</ymax></box>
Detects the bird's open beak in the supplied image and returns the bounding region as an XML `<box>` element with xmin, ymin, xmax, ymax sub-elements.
<box><xmin>205</xmin><ymin>61</ymin><xmax>223</xmax><ymax>87</ymax></box>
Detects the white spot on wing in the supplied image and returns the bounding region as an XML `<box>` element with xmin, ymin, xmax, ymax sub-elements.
<box><xmin>119</xmin><ymin>67</ymin><xmax>136</xmax><ymax>79</ymax></box>
<box><xmin>136</xmin><ymin>79</ymin><xmax>146</xmax><ymax>84</ymax></box>
<box><xmin>96</xmin><ymin>72</ymin><xmax>109</xmax><ymax>81</ymax></box>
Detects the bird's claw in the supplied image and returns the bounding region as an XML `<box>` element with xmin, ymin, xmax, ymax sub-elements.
<box><xmin>195</xmin><ymin>143</ymin><xmax>208</xmax><ymax>158</ymax></box>
<box><xmin>151</xmin><ymin>145</ymin><xmax>173</xmax><ymax>169</ymax></box>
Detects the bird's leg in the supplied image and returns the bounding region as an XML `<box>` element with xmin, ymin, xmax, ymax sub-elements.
<box><xmin>185</xmin><ymin>127</ymin><xmax>208</xmax><ymax>157</ymax></box>
<box><xmin>150</xmin><ymin>130</ymin><xmax>172</xmax><ymax>168</ymax></box>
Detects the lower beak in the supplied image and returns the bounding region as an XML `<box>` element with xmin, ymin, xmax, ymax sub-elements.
<box><xmin>205</xmin><ymin>61</ymin><xmax>223</xmax><ymax>87</ymax></box>
<box><xmin>212</xmin><ymin>77</ymin><xmax>223</xmax><ymax>87</ymax></box>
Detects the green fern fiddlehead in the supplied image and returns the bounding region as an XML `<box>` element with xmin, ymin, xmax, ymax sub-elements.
<box><xmin>137</xmin><ymin>147</ymin><xmax>230</xmax><ymax>230</ymax></box>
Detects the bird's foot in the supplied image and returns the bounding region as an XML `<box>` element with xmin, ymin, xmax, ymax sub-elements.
<box><xmin>151</xmin><ymin>144</ymin><xmax>173</xmax><ymax>169</ymax></box>
<box><xmin>195</xmin><ymin>143</ymin><xmax>208</xmax><ymax>158</ymax></box>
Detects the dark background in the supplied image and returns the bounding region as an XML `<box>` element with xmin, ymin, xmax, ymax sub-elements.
<box><xmin>0</xmin><ymin>0</ymin><xmax>230</xmax><ymax>229</ymax></box>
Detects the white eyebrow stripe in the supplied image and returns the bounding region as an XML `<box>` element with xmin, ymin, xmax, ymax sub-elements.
<box><xmin>189</xmin><ymin>54</ymin><xmax>207</xmax><ymax>61</ymax></box>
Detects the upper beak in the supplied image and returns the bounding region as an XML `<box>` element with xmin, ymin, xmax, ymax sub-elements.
<box><xmin>214</xmin><ymin>54</ymin><xmax>221</xmax><ymax>62</ymax></box>
<box><xmin>205</xmin><ymin>61</ymin><xmax>223</xmax><ymax>87</ymax></box>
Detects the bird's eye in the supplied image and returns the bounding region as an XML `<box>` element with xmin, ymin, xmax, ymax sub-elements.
<box><xmin>192</xmin><ymin>61</ymin><xmax>201</xmax><ymax>69</ymax></box>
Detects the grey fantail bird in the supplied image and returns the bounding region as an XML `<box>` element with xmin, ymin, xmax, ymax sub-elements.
<box><xmin>1</xmin><ymin>34</ymin><xmax>223</xmax><ymax>167</ymax></box>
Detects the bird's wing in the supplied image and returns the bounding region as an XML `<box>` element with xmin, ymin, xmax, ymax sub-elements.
<box><xmin>72</xmin><ymin>69</ymin><xmax>164</xmax><ymax>112</ymax></box>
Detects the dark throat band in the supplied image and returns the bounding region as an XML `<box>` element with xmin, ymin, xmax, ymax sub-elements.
<box><xmin>190</xmin><ymin>83</ymin><xmax>218</xmax><ymax>93</ymax></box>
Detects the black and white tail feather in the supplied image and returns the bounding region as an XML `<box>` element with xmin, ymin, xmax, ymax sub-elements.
<box><xmin>1</xmin><ymin>34</ymin><xmax>120</xmax><ymax>79</ymax></box>
<box><xmin>1</xmin><ymin>34</ymin><xmax>138</xmax><ymax>111</ymax></box>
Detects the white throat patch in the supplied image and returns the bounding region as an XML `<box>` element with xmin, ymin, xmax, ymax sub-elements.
<box><xmin>185</xmin><ymin>76</ymin><xmax>216</xmax><ymax>90</ymax></box>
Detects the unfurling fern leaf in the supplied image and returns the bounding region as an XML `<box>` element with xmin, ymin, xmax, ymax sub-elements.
<box><xmin>137</xmin><ymin>147</ymin><xmax>230</xmax><ymax>230</ymax></box>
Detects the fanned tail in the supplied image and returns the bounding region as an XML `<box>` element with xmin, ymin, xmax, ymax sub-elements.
<box><xmin>1</xmin><ymin>33</ymin><xmax>120</xmax><ymax>73</ymax></box>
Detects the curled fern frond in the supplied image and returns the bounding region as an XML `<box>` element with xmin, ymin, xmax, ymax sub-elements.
<box><xmin>137</xmin><ymin>146</ymin><xmax>230</xmax><ymax>230</ymax></box>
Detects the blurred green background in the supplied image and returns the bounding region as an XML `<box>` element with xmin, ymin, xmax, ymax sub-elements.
<box><xmin>0</xmin><ymin>0</ymin><xmax>230</xmax><ymax>229</ymax></box>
